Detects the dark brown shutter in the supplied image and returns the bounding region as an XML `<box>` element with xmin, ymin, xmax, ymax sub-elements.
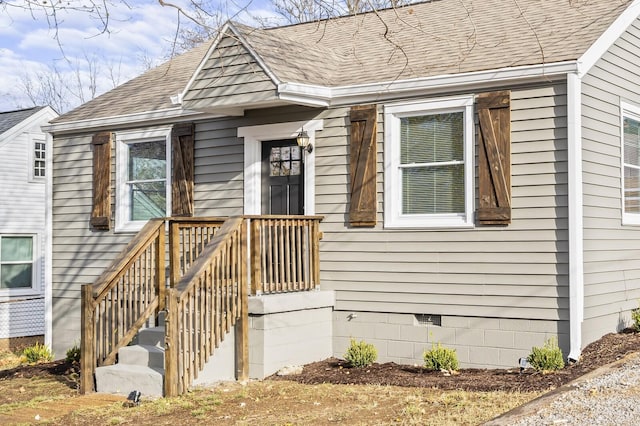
<box><xmin>90</xmin><ymin>132</ymin><xmax>112</xmax><ymax>230</ymax></box>
<box><xmin>349</xmin><ymin>105</ymin><xmax>377</xmax><ymax>227</ymax></box>
<box><xmin>171</xmin><ymin>123</ymin><xmax>195</xmax><ymax>217</ymax></box>
<box><xmin>477</xmin><ymin>91</ymin><xmax>511</xmax><ymax>225</ymax></box>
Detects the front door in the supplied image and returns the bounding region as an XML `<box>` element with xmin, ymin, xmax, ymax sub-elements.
<box><xmin>261</xmin><ymin>140</ymin><xmax>304</xmax><ymax>215</ymax></box>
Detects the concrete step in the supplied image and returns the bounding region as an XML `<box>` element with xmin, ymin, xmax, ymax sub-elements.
<box><xmin>118</xmin><ymin>344</ymin><xmax>164</xmax><ymax>369</ymax></box>
<box><xmin>137</xmin><ymin>326</ymin><xmax>165</xmax><ymax>347</ymax></box>
<box><xmin>95</xmin><ymin>363</ymin><xmax>164</xmax><ymax>397</ymax></box>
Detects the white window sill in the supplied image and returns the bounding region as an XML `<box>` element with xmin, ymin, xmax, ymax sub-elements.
<box><xmin>114</xmin><ymin>221</ymin><xmax>148</xmax><ymax>234</ymax></box>
<box><xmin>384</xmin><ymin>214</ymin><xmax>475</xmax><ymax>229</ymax></box>
<box><xmin>622</xmin><ymin>214</ymin><xmax>640</xmax><ymax>226</ymax></box>
<box><xmin>0</xmin><ymin>289</ymin><xmax>44</xmax><ymax>302</ymax></box>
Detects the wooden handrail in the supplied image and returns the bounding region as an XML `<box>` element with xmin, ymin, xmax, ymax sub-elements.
<box><xmin>80</xmin><ymin>219</ymin><xmax>166</xmax><ymax>394</ymax></box>
<box><xmin>81</xmin><ymin>215</ymin><xmax>323</xmax><ymax>397</ymax></box>
<box><xmin>91</xmin><ymin>219</ymin><xmax>165</xmax><ymax>298</ymax></box>
<box><xmin>165</xmin><ymin>217</ymin><xmax>248</xmax><ymax>396</ymax></box>
<box><xmin>168</xmin><ymin>217</ymin><xmax>226</xmax><ymax>288</ymax></box>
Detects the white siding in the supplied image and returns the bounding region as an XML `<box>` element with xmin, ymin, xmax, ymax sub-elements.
<box><xmin>581</xmin><ymin>17</ymin><xmax>640</xmax><ymax>345</ymax></box>
<box><xmin>0</xmin><ymin>116</ymin><xmax>50</xmax><ymax>339</ymax></box>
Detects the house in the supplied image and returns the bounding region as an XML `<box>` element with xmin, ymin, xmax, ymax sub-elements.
<box><xmin>0</xmin><ymin>106</ymin><xmax>57</xmax><ymax>351</ymax></box>
<box><xmin>44</xmin><ymin>0</ymin><xmax>640</xmax><ymax>395</ymax></box>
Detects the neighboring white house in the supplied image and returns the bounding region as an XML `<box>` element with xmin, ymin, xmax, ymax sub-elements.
<box><xmin>0</xmin><ymin>106</ymin><xmax>57</xmax><ymax>350</ymax></box>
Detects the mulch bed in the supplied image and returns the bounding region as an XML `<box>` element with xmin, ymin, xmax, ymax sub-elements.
<box><xmin>268</xmin><ymin>329</ymin><xmax>640</xmax><ymax>392</ymax></box>
<box><xmin>2</xmin><ymin>329</ymin><xmax>640</xmax><ymax>393</ymax></box>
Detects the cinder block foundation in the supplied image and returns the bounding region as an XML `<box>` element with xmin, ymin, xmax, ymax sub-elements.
<box><xmin>248</xmin><ymin>290</ymin><xmax>334</xmax><ymax>378</ymax></box>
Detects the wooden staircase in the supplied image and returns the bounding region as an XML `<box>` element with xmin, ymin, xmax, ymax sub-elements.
<box><xmin>80</xmin><ymin>215</ymin><xmax>322</xmax><ymax>397</ymax></box>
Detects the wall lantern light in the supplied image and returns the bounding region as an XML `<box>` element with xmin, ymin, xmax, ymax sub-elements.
<box><xmin>296</xmin><ymin>128</ymin><xmax>312</xmax><ymax>153</ymax></box>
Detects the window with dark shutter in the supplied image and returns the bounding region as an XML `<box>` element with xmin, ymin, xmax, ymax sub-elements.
<box><xmin>477</xmin><ymin>91</ymin><xmax>511</xmax><ymax>225</ymax></box>
<box><xmin>171</xmin><ymin>123</ymin><xmax>195</xmax><ymax>217</ymax></box>
<box><xmin>349</xmin><ymin>105</ymin><xmax>377</xmax><ymax>227</ymax></box>
<box><xmin>91</xmin><ymin>132</ymin><xmax>112</xmax><ymax>230</ymax></box>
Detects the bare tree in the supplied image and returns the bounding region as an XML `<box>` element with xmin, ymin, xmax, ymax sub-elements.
<box><xmin>18</xmin><ymin>53</ymin><xmax>125</xmax><ymax>113</ymax></box>
<box><xmin>2</xmin><ymin>0</ymin><xmax>416</xmax><ymax>112</ymax></box>
<box><xmin>271</xmin><ymin>0</ymin><xmax>412</xmax><ymax>24</ymax></box>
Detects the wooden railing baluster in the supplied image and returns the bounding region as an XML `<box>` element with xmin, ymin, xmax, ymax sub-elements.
<box><xmin>82</xmin><ymin>215</ymin><xmax>322</xmax><ymax>396</ymax></box>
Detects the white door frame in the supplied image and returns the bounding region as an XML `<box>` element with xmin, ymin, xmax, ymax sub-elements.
<box><xmin>238</xmin><ymin>120</ymin><xmax>323</xmax><ymax>215</ymax></box>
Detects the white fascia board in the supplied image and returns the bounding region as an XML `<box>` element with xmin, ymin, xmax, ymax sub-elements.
<box><xmin>578</xmin><ymin>0</ymin><xmax>640</xmax><ymax>78</ymax></box>
<box><xmin>43</xmin><ymin>108</ymin><xmax>225</xmax><ymax>135</ymax></box>
<box><xmin>567</xmin><ymin>72</ymin><xmax>584</xmax><ymax>362</ymax></box>
<box><xmin>278</xmin><ymin>61</ymin><xmax>578</xmax><ymax>106</ymax></box>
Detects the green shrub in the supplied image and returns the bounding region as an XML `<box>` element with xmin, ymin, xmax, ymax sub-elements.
<box><xmin>344</xmin><ymin>339</ymin><xmax>377</xmax><ymax>367</ymax></box>
<box><xmin>423</xmin><ymin>343</ymin><xmax>459</xmax><ymax>371</ymax></box>
<box><xmin>66</xmin><ymin>343</ymin><xmax>81</xmax><ymax>363</ymax></box>
<box><xmin>527</xmin><ymin>337</ymin><xmax>564</xmax><ymax>372</ymax></box>
<box><xmin>21</xmin><ymin>343</ymin><xmax>53</xmax><ymax>364</ymax></box>
<box><xmin>631</xmin><ymin>300</ymin><xmax>640</xmax><ymax>332</ymax></box>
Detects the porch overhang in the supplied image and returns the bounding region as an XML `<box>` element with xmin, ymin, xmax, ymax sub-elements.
<box><xmin>181</xmin><ymin>60</ymin><xmax>579</xmax><ymax>114</ymax></box>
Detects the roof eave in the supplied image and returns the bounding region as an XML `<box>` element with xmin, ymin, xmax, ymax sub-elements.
<box><xmin>0</xmin><ymin>106</ymin><xmax>58</xmax><ymax>144</ymax></box>
<box><xmin>577</xmin><ymin>0</ymin><xmax>640</xmax><ymax>77</ymax></box>
<box><xmin>43</xmin><ymin>107</ymin><xmax>225</xmax><ymax>135</ymax></box>
<box><xmin>278</xmin><ymin>61</ymin><xmax>579</xmax><ymax>107</ymax></box>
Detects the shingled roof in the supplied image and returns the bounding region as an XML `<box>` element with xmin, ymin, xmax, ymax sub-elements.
<box><xmin>0</xmin><ymin>106</ymin><xmax>47</xmax><ymax>136</ymax></box>
<box><xmin>53</xmin><ymin>0</ymin><xmax>634</xmax><ymax>124</ymax></box>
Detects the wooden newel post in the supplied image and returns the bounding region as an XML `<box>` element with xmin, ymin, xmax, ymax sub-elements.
<box><xmin>235</xmin><ymin>219</ymin><xmax>250</xmax><ymax>381</ymax></box>
<box><xmin>164</xmin><ymin>290</ymin><xmax>178</xmax><ymax>397</ymax></box>
<box><xmin>169</xmin><ymin>220</ymin><xmax>181</xmax><ymax>288</ymax></box>
<box><xmin>80</xmin><ymin>284</ymin><xmax>95</xmax><ymax>394</ymax></box>
<box><xmin>250</xmin><ymin>219</ymin><xmax>261</xmax><ymax>295</ymax></box>
<box><xmin>156</xmin><ymin>226</ymin><xmax>166</xmax><ymax>311</ymax></box>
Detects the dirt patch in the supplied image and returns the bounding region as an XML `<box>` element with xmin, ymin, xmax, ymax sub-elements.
<box><xmin>0</xmin><ymin>330</ymin><xmax>639</xmax><ymax>425</ymax></box>
<box><xmin>268</xmin><ymin>330</ymin><xmax>640</xmax><ymax>392</ymax></box>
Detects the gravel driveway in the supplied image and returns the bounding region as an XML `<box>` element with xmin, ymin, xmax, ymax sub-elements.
<box><xmin>486</xmin><ymin>352</ymin><xmax>640</xmax><ymax>425</ymax></box>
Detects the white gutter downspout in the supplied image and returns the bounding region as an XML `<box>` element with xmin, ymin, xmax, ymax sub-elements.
<box><xmin>567</xmin><ymin>72</ymin><xmax>584</xmax><ymax>362</ymax></box>
<box><xmin>44</xmin><ymin>131</ymin><xmax>53</xmax><ymax>350</ymax></box>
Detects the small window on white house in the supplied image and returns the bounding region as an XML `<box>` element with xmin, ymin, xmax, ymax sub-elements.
<box><xmin>33</xmin><ymin>140</ymin><xmax>46</xmax><ymax>178</ymax></box>
<box><xmin>384</xmin><ymin>96</ymin><xmax>474</xmax><ymax>228</ymax></box>
<box><xmin>116</xmin><ymin>128</ymin><xmax>171</xmax><ymax>232</ymax></box>
<box><xmin>623</xmin><ymin>102</ymin><xmax>640</xmax><ymax>225</ymax></box>
<box><xmin>0</xmin><ymin>236</ymin><xmax>35</xmax><ymax>291</ymax></box>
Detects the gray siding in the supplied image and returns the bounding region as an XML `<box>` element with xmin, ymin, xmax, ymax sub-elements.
<box><xmin>51</xmin><ymin>85</ymin><xmax>570</xmax><ymax>363</ymax></box>
<box><xmin>314</xmin><ymin>84</ymin><xmax>569</xmax><ymax>323</ymax></box>
<box><xmin>182</xmin><ymin>35</ymin><xmax>278</xmax><ymax>111</ymax></box>
<box><xmin>581</xmin><ymin>17</ymin><xmax>640</xmax><ymax>344</ymax></box>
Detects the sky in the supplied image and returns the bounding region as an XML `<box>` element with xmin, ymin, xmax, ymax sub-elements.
<box><xmin>0</xmin><ymin>0</ymin><xmax>278</xmax><ymax>114</ymax></box>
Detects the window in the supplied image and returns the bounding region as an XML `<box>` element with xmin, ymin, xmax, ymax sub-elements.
<box><xmin>0</xmin><ymin>236</ymin><xmax>35</xmax><ymax>291</ymax></box>
<box><xmin>33</xmin><ymin>140</ymin><xmax>46</xmax><ymax>178</ymax></box>
<box><xmin>116</xmin><ymin>128</ymin><xmax>171</xmax><ymax>232</ymax></box>
<box><xmin>384</xmin><ymin>96</ymin><xmax>474</xmax><ymax>228</ymax></box>
<box><xmin>623</xmin><ymin>102</ymin><xmax>640</xmax><ymax>225</ymax></box>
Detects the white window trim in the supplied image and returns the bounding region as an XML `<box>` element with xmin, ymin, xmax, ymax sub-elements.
<box><xmin>621</xmin><ymin>101</ymin><xmax>640</xmax><ymax>226</ymax></box>
<box><xmin>0</xmin><ymin>234</ymin><xmax>41</xmax><ymax>300</ymax></box>
<box><xmin>115</xmin><ymin>127</ymin><xmax>172</xmax><ymax>233</ymax></box>
<box><xmin>28</xmin><ymin>134</ymin><xmax>46</xmax><ymax>183</ymax></box>
<box><xmin>238</xmin><ymin>120</ymin><xmax>323</xmax><ymax>215</ymax></box>
<box><xmin>384</xmin><ymin>96</ymin><xmax>475</xmax><ymax>228</ymax></box>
